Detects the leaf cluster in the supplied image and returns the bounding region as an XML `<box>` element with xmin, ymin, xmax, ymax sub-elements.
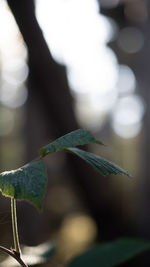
<box><xmin>1</xmin><ymin>130</ymin><xmax>150</xmax><ymax>267</ymax></box>
<box><xmin>0</xmin><ymin>129</ymin><xmax>131</xmax><ymax>210</ymax></box>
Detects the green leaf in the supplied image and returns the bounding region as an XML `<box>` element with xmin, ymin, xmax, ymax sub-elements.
<box><xmin>0</xmin><ymin>161</ymin><xmax>47</xmax><ymax>211</ymax></box>
<box><xmin>1</xmin><ymin>241</ymin><xmax>55</xmax><ymax>266</ymax></box>
<box><xmin>67</xmin><ymin>238</ymin><xmax>150</xmax><ymax>267</ymax></box>
<box><xmin>39</xmin><ymin>129</ymin><xmax>103</xmax><ymax>157</ymax></box>
<box><xmin>67</xmin><ymin>148</ymin><xmax>131</xmax><ymax>177</ymax></box>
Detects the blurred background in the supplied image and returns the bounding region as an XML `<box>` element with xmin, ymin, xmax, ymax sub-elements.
<box><xmin>0</xmin><ymin>0</ymin><xmax>150</xmax><ymax>266</ymax></box>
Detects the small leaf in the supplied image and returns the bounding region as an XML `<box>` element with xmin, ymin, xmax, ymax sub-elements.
<box><xmin>39</xmin><ymin>129</ymin><xmax>103</xmax><ymax>157</ymax></box>
<box><xmin>0</xmin><ymin>161</ymin><xmax>47</xmax><ymax>211</ymax></box>
<box><xmin>67</xmin><ymin>238</ymin><xmax>150</xmax><ymax>267</ymax></box>
<box><xmin>67</xmin><ymin>148</ymin><xmax>131</xmax><ymax>177</ymax></box>
<box><xmin>1</xmin><ymin>241</ymin><xmax>55</xmax><ymax>266</ymax></box>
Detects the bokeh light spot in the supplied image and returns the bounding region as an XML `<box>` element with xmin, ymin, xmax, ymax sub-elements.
<box><xmin>36</xmin><ymin>0</ymin><xmax>118</xmax><ymax>130</ymax></box>
<box><xmin>112</xmin><ymin>95</ymin><xmax>146</xmax><ymax>139</ymax></box>
<box><xmin>0</xmin><ymin>84</ymin><xmax>28</xmax><ymax>109</ymax></box>
<box><xmin>117</xmin><ymin>27</ymin><xmax>144</xmax><ymax>54</ymax></box>
<box><xmin>2</xmin><ymin>59</ymin><xmax>28</xmax><ymax>87</ymax></box>
<box><xmin>117</xmin><ymin>65</ymin><xmax>136</xmax><ymax>95</ymax></box>
<box><xmin>60</xmin><ymin>213</ymin><xmax>97</xmax><ymax>246</ymax></box>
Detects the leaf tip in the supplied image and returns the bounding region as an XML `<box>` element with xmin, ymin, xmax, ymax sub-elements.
<box><xmin>95</xmin><ymin>140</ymin><xmax>105</xmax><ymax>146</ymax></box>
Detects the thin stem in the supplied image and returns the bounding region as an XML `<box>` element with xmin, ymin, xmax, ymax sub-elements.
<box><xmin>0</xmin><ymin>246</ymin><xmax>28</xmax><ymax>267</ymax></box>
<box><xmin>11</xmin><ymin>198</ymin><xmax>21</xmax><ymax>254</ymax></box>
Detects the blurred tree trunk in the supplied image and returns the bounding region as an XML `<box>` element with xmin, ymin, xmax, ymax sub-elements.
<box><xmin>7</xmin><ymin>0</ymin><xmax>120</xmax><ymax>245</ymax></box>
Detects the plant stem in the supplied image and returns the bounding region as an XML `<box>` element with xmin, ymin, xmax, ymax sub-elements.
<box><xmin>0</xmin><ymin>199</ymin><xmax>28</xmax><ymax>267</ymax></box>
<box><xmin>11</xmin><ymin>198</ymin><xmax>21</xmax><ymax>254</ymax></box>
<box><xmin>0</xmin><ymin>246</ymin><xmax>28</xmax><ymax>267</ymax></box>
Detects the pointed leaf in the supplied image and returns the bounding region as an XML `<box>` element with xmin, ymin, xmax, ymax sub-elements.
<box><xmin>67</xmin><ymin>238</ymin><xmax>150</xmax><ymax>267</ymax></box>
<box><xmin>39</xmin><ymin>129</ymin><xmax>103</xmax><ymax>157</ymax></box>
<box><xmin>67</xmin><ymin>148</ymin><xmax>131</xmax><ymax>177</ymax></box>
<box><xmin>0</xmin><ymin>161</ymin><xmax>47</xmax><ymax>211</ymax></box>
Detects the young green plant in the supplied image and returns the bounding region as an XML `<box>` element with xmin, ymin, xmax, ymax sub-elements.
<box><xmin>0</xmin><ymin>129</ymin><xmax>131</xmax><ymax>266</ymax></box>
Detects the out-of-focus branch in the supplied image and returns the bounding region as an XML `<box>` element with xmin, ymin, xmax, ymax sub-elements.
<box><xmin>7</xmin><ymin>0</ymin><xmax>79</xmax><ymax>137</ymax></box>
